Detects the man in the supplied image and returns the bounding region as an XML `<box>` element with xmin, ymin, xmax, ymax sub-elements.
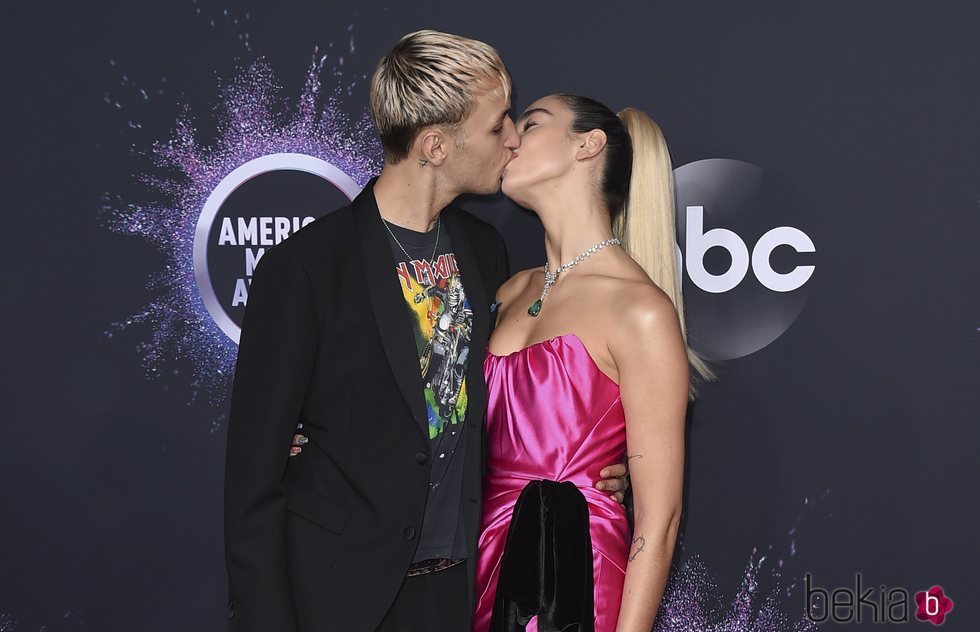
<box><xmin>224</xmin><ymin>30</ymin><xmax>628</xmax><ymax>631</ymax></box>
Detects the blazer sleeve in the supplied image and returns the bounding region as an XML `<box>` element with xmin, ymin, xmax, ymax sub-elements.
<box><xmin>223</xmin><ymin>244</ymin><xmax>317</xmax><ymax>632</ymax></box>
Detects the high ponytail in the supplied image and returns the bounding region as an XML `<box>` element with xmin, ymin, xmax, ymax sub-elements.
<box><xmin>556</xmin><ymin>95</ymin><xmax>715</xmax><ymax>397</ymax></box>
<box><xmin>616</xmin><ymin>108</ymin><xmax>715</xmax><ymax>396</ymax></box>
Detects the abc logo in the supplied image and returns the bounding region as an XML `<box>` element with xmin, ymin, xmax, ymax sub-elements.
<box><xmin>674</xmin><ymin>159</ymin><xmax>816</xmax><ymax>360</ymax></box>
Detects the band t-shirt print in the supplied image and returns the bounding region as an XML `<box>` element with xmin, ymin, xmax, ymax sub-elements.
<box><xmin>384</xmin><ymin>217</ymin><xmax>472</xmax><ymax>561</ymax></box>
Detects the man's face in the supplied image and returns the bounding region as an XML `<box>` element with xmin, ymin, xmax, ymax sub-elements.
<box><xmin>445</xmin><ymin>84</ymin><xmax>520</xmax><ymax>196</ymax></box>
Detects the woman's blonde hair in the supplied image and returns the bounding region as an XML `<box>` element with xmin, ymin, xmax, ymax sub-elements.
<box><xmin>617</xmin><ymin>108</ymin><xmax>715</xmax><ymax>397</ymax></box>
<box><xmin>556</xmin><ymin>95</ymin><xmax>715</xmax><ymax>397</ymax></box>
<box><xmin>370</xmin><ymin>30</ymin><xmax>511</xmax><ymax>163</ymax></box>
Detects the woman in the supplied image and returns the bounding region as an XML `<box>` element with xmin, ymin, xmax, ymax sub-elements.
<box><xmin>471</xmin><ymin>94</ymin><xmax>712</xmax><ymax>632</ymax></box>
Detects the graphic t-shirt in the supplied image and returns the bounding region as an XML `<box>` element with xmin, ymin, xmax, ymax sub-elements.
<box><xmin>384</xmin><ymin>217</ymin><xmax>472</xmax><ymax>562</ymax></box>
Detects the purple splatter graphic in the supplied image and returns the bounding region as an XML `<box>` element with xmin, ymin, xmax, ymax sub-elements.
<box><xmin>654</xmin><ymin>553</ymin><xmax>817</xmax><ymax>632</ymax></box>
<box><xmin>653</xmin><ymin>491</ymin><xmax>830</xmax><ymax>631</ymax></box>
<box><xmin>101</xmin><ymin>51</ymin><xmax>381</xmax><ymax>403</ymax></box>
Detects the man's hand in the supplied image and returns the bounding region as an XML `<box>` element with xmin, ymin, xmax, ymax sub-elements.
<box><xmin>596</xmin><ymin>461</ymin><xmax>630</xmax><ymax>505</ymax></box>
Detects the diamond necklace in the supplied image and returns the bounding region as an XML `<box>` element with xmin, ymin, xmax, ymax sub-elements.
<box><xmin>527</xmin><ymin>237</ymin><xmax>621</xmax><ymax>317</ymax></box>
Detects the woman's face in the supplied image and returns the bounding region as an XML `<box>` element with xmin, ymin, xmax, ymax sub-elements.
<box><xmin>501</xmin><ymin>96</ymin><xmax>581</xmax><ymax>207</ymax></box>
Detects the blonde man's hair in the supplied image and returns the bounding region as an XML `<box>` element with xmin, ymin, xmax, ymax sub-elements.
<box><xmin>370</xmin><ymin>30</ymin><xmax>511</xmax><ymax>163</ymax></box>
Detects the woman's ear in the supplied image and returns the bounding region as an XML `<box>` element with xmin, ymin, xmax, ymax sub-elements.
<box><xmin>418</xmin><ymin>129</ymin><xmax>449</xmax><ymax>166</ymax></box>
<box><xmin>575</xmin><ymin>129</ymin><xmax>608</xmax><ymax>161</ymax></box>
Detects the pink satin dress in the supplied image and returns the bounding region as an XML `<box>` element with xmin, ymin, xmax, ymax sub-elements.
<box><xmin>473</xmin><ymin>333</ymin><xmax>630</xmax><ymax>632</ymax></box>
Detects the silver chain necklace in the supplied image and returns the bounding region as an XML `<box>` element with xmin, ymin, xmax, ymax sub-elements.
<box><xmin>382</xmin><ymin>214</ymin><xmax>441</xmax><ymax>269</ymax></box>
<box><xmin>528</xmin><ymin>237</ymin><xmax>621</xmax><ymax>317</ymax></box>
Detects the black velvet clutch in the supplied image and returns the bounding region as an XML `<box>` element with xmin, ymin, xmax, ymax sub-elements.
<box><xmin>489</xmin><ymin>479</ymin><xmax>595</xmax><ymax>632</ymax></box>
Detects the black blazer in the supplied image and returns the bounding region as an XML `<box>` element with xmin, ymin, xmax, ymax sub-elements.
<box><xmin>224</xmin><ymin>180</ymin><xmax>509</xmax><ymax>631</ymax></box>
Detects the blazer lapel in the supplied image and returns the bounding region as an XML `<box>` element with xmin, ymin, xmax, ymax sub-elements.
<box><xmin>352</xmin><ymin>182</ymin><xmax>429</xmax><ymax>439</ymax></box>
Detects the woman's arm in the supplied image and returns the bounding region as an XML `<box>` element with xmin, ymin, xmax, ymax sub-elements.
<box><xmin>609</xmin><ymin>286</ymin><xmax>690</xmax><ymax>632</ymax></box>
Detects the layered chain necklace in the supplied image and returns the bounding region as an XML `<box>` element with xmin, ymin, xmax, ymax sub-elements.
<box><xmin>382</xmin><ymin>214</ymin><xmax>441</xmax><ymax>269</ymax></box>
<box><xmin>382</xmin><ymin>214</ymin><xmax>442</xmax><ymax>316</ymax></box>
<box><xmin>528</xmin><ymin>237</ymin><xmax>621</xmax><ymax>317</ymax></box>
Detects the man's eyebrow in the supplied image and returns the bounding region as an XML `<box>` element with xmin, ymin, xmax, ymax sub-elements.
<box><xmin>517</xmin><ymin>107</ymin><xmax>552</xmax><ymax>122</ymax></box>
<box><xmin>495</xmin><ymin>109</ymin><xmax>510</xmax><ymax>125</ymax></box>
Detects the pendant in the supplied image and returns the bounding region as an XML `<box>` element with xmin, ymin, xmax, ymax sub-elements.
<box><xmin>527</xmin><ymin>299</ymin><xmax>542</xmax><ymax>317</ymax></box>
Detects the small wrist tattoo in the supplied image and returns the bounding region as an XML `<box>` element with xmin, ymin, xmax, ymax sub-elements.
<box><xmin>629</xmin><ymin>535</ymin><xmax>646</xmax><ymax>562</ymax></box>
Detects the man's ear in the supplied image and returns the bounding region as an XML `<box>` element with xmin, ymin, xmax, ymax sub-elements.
<box><xmin>575</xmin><ymin>129</ymin><xmax>608</xmax><ymax>161</ymax></box>
<box><xmin>418</xmin><ymin>129</ymin><xmax>450</xmax><ymax>166</ymax></box>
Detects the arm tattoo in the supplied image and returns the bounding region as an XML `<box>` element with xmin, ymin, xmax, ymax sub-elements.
<box><xmin>629</xmin><ymin>535</ymin><xmax>646</xmax><ymax>562</ymax></box>
<box><xmin>626</xmin><ymin>453</ymin><xmax>643</xmax><ymax>461</ymax></box>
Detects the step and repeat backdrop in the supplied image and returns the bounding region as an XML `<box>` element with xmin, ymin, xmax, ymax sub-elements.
<box><xmin>2</xmin><ymin>1</ymin><xmax>977</xmax><ymax>630</ymax></box>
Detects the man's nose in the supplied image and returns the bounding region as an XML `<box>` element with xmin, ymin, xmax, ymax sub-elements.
<box><xmin>504</xmin><ymin>118</ymin><xmax>520</xmax><ymax>149</ymax></box>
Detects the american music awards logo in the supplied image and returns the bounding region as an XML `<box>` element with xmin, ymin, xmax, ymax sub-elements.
<box><xmin>101</xmin><ymin>46</ymin><xmax>381</xmax><ymax>400</ymax></box>
<box><xmin>193</xmin><ymin>153</ymin><xmax>362</xmax><ymax>343</ymax></box>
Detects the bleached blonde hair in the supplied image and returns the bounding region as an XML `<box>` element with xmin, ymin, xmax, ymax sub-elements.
<box><xmin>370</xmin><ymin>30</ymin><xmax>511</xmax><ymax>163</ymax></box>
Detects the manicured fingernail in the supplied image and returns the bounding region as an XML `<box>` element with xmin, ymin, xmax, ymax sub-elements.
<box><xmin>595</xmin><ymin>482</ymin><xmax>605</xmax><ymax>490</ymax></box>
<box><xmin>297</xmin><ymin>436</ymin><xmax>308</xmax><ymax>445</ymax></box>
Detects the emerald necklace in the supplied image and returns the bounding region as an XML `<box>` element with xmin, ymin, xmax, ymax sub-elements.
<box><xmin>528</xmin><ymin>237</ymin><xmax>621</xmax><ymax>317</ymax></box>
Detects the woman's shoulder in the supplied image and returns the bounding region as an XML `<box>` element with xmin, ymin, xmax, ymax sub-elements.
<box><xmin>574</xmin><ymin>271</ymin><xmax>678</xmax><ymax>334</ymax></box>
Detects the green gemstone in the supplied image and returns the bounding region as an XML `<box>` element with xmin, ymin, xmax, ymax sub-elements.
<box><xmin>527</xmin><ymin>299</ymin><xmax>542</xmax><ymax>317</ymax></box>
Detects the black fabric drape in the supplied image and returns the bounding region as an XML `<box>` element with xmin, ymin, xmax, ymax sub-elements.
<box><xmin>489</xmin><ymin>480</ymin><xmax>595</xmax><ymax>632</ymax></box>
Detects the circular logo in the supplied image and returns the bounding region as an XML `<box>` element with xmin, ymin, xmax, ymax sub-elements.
<box><xmin>674</xmin><ymin>159</ymin><xmax>816</xmax><ymax>360</ymax></box>
<box><xmin>193</xmin><ymin>153</ymin><xmax>361</xmax><ymax>343</ymax></box>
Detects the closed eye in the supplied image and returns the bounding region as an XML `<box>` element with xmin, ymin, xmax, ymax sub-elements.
<box><xmin>521</xmin><ymin>120</ymin><xmax>537</xmax><ymax>133</ymax></box>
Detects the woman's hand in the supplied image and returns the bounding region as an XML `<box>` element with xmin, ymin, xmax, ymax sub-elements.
<box><xmin>289</xmin><ymin>422</ymin><xmax>307</xmax><ymax>457</ymax></box>
<box><xmin>290</xmin><ymin>434</ymin><xmax>632</xmax><ymax>507</ymax></box>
